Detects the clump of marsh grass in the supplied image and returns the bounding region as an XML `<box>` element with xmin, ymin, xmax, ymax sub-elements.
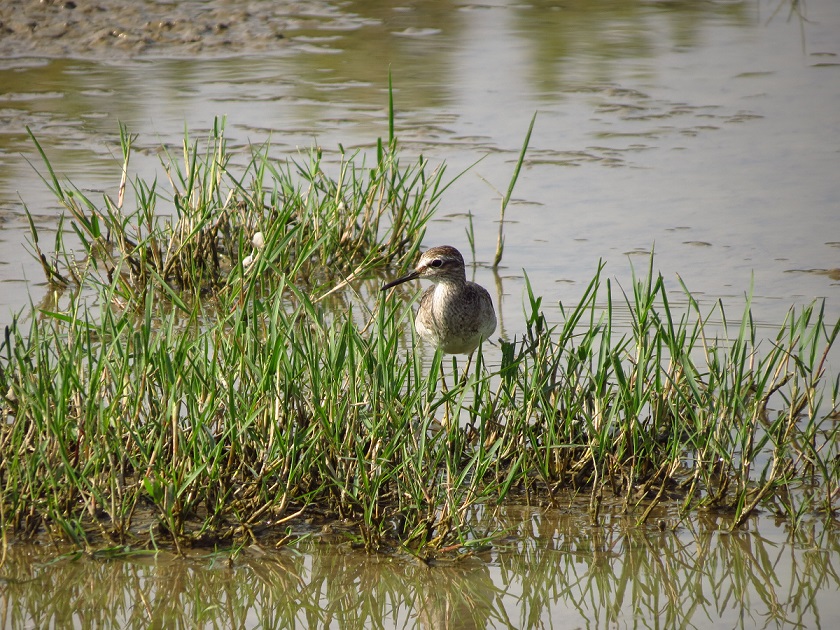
<box><xmin>491</xmin><ymin>259</ymin><xmax>839</xmax><ymax>529</ymax></box>
<box><xmin>1</xmin><ymin>120</ymin><xmax>838</xmax><ymax>557</ymax></box>
<box><xmin>24</xmin><ymin>114</ymin><xmax>445</xmax><ymax>312</ymax></box>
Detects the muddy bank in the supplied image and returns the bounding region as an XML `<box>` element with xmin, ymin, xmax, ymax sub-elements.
<box><xmin>0</xmin><ymin>0</ymin><xmax>339</xmax><ymax>59</ymax></box>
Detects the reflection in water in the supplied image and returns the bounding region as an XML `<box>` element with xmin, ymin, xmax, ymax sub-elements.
<box><xmin>0</xmin><ymin>0</ymin><xmax>837</xmax><ymax>333</ymax></box>
<box><xmin>0</xmin><ymin>0</ymin><xmax>770</xmax><ymax>213</ymax></box>
<box><xmin>1</xmin><ymin>1</ymin><xmax>839</xmax><ymax>627</ymax></box>
<box><xmin>1</xmin><ymin>509</ymin><xmax>837</xmax><ymax>628</ymax></box>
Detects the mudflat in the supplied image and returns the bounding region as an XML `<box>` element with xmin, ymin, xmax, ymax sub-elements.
<box><xmin>0</xmin><ymin>0</ymin><xmax>318</xmax><ymax>59</ymax></box>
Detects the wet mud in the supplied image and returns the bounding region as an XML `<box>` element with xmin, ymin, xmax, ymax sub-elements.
<box><xmin>0</xmin><ymin>0</ymin><xmax>327</xmax><ymax>59</ymax></box>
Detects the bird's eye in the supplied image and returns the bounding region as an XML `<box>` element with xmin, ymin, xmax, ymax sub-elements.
<box><xmin>430</xmin><ymin>259</ymin><xmax>443</xmax><ymax>268</ymax></box>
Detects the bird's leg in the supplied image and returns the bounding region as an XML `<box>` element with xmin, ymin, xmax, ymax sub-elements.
<box><xmin>460</xmin><ymin>351</ymin><xmax>477</xmax><ymax>440</ymax></box>
<box><xmin>459</xmin><ymin>351</ymin><xmax>475</xmax><ymax>387</ymax></box>
<box><xmin>436</xmin><ymin>352</ymin><xmax>451</xmax><ymax>427</ymax></box>
<box><xmin>439</xmin><ymin>355</ymin><xmax>463</xmax><ymax>427</ymax></box>
<box><xmin>439</xmin><ymin>359</ymin><xmax>450</xmax><ymax>394</ymax></box>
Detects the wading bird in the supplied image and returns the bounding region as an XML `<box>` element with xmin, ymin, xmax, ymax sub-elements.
<box><xmin>381</xmin><ymin>245</ymin><xmax>496</xmax><ymax>356</ymax></box>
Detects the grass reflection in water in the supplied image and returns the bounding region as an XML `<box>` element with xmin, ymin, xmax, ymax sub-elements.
<box><xmin>0</xmin><ymin>507</ymin><xmax>836</xmax><ymax>629</ymax></box>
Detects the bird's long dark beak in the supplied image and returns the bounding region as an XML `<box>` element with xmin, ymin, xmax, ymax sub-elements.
<box><xmin>381</xmin><ymin>269</ymin><xmax>420</xmax><ymax>291</ymax></box>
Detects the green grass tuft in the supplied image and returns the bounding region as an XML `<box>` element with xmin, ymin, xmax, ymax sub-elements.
<box><xmin>1</xmin><ymin>118</ymin><xmax>838</xmax><ymax>557</ymax></box>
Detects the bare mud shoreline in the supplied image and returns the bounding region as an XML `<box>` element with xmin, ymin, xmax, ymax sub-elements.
<box><xmin>0</xmin><ymin>0</ymin><xmax>338</xmax><ymax>59</ymax></box>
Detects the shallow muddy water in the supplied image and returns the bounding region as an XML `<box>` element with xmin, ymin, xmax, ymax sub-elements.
<box><xmin>1</xmin><ymin>507</ymin><xmax>838</xmax><ymax>629</ymax></box>
<box><xmin>1</xmin><ymin>0</ymin><xmax>838</xmax><ymax>333</ymax></box>
<box><xmin>1</xmin><ymin>0</ymin><xmax>839</xmax><ymax>627</ymax></box>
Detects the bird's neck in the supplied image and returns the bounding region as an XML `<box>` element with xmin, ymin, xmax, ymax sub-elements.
<box><xmin>431</xmin><ymin>278</ymin><xmax>464</xmax><ymax>306</ymax></box>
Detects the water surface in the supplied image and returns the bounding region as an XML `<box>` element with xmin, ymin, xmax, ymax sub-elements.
<box><xmin>2</xmin><ymin>507</ymin><xmax>837</xmax><ymax>629</ymax></box>
<box><xmin>0</xmin><ymin>0</ymin><xmax>838</xmax><ymax>627</ymax></box>
<box><xmin>1</xmin><ymin>0</ymin><xmax>837</xmax><ymax>332</ymax></box>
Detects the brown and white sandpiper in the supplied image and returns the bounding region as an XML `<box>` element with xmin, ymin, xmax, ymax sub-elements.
<box><xmin>381</xmin><ymin>245</ymin><xmax>496</xmax><ymax>355</ymax></box>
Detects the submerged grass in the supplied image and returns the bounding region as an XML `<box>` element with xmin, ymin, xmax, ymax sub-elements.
<box><xmin>1</xmin><ymin>117</ymin><xmax>839</xmax><ymax>558</ymax></box>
